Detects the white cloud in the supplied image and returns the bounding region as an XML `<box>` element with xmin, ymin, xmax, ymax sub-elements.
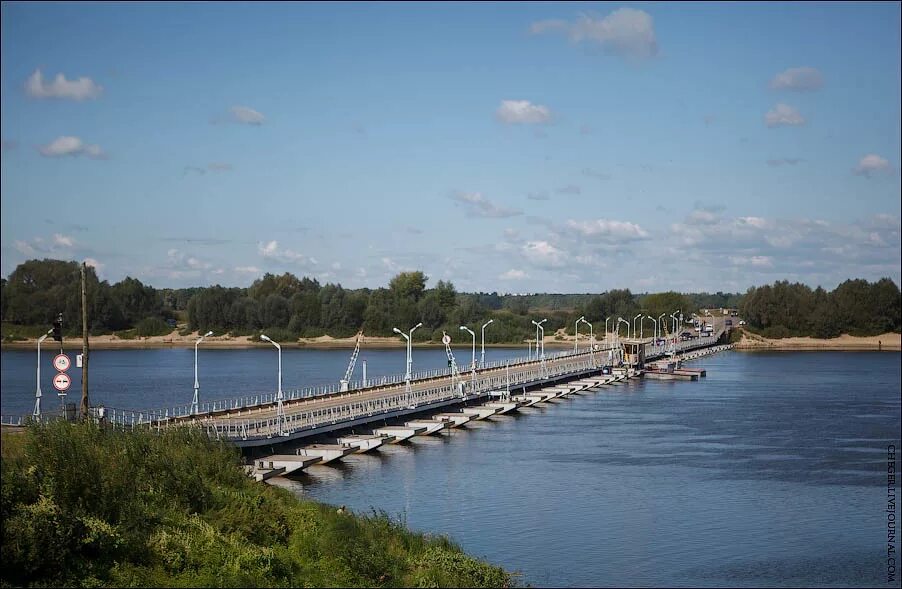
<box><xmin>522</xmin><ymin>240</ymin><xmax>566</xmax><ymax>267</ymax></box>
<box><xmin>566</xmin><ymin>219</ymin><xmax>649</xmax><ymax>241</ymax></box>
<box><xmin>234</xmin><ymin>266</ymin><xmax>261</xmax><ymax>274</ymax></box>
<box><xmin>38</xmin><ymin>136</ymin><xmax>106</xmax><ymax>159</ymax></box>
<box><xmin>765</xmin><ymin>103</ymin><xmax>805</xmax><ymax>128</ymax></box>
<box><xmin>686</xmin><ymin>210</ymin><xmax>720</xmax><ymax>225</ymax></box>
<box><xmin>53</xmin><ymin>234</ymin><xmax>74</xmax><ymax>247</ymax></box>
<box><xmin>496</xmin><ymin>100</ymin><xmax>552</xmax><ymax>124</ymax></box>
<box><xmin>25</xmin><ymin>69</ymin><xmax>103</xmax><ymax>100</ymax></box>
<box><xmin>770</xmin><ymin>67</ymin><xmax>824</xmax><ymax>91</ymax></box>
<box><xmin>450</xmin><ymin>191</ymin><xmax>522</xmax><ymax>218</ymax></box>
<box><xmin>531</xmin><ymin>8</ymin><xmax>658</xmax><ymax>59</ymax></box>
<box><xmin>167</xmin><ymin>249</ymin><xmax>212</xmax><ymax>271</ymax></box>
<box><xmin>14</xmin><ymin>240</ymin><xmax>35</xmax><ymax>256</ymax></box>
<box><xmin>257</xmin><ymin>240</ymin><xmax>314</xmax><ymax>265</ymax></box>
<box><xmin>230</xmin><ymin>105</ymin><xmax>265</xmax><ymax>125</ymax></box>
<box><xmin>527</xmin><ymin>191</ymin><xmax>550</xmax><ymax>201</ymax></box>
<box><xmin>729</xmin><ymin>255</ymin><xmax>773</xmax><ymax>267</ymax></box>
<box><xmin>499</xmin><ymin>269</ymin><xmax>528</xmax><ymax>280</ymax></box>
<box><xmin>853</xmin><ymin>154</ymin><xmax>893</xmax><ymax>177</ymax></box>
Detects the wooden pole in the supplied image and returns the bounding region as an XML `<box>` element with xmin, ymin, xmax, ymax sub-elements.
<box><xmin>80</xmin><ymin>262</ymin><xmax>89</xmax><ymax>417</ymax></box>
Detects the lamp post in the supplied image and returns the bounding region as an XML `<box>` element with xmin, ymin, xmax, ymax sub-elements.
<box><xmin>605</xmin><ymin>316</ymin><xmax>612</xmax><ymax>346</ymax></box>
<box><xmin>632</xmin><ymin>314</ymin><xmax>642</xmax><ymax>339</ymax></box>
<box><xmin>392</xmin><ymin>322</ymin><xmax>422</xmax><ymax>383</ymax></box>
<box><xmin>460</xmin><ymin>326</ymin><xmax>476</xmax><ymax>387</ymax></box>
<box><xmin>617</xmin><ymin>317</ymin><xmax>630</xmax><ymax>339</ymax></box>
<box><xmin>192</xmin><ymin>330</ymin><xmax>214</xmax><ymax>415</ymax></box>
<box><xmin>645</xmin><ymin>315</ymin><xmax>655</xmax><ymax>341</ymax></box>
<box><xmin>480</xmin><ymin>319</ymin><xmax>494</xmax><ymax>367</ymax></box>
<box><xmin>574</xmin><ymin>315</ymin><xmax>585</xmax><ymax>352</ymax></box>
<box><xmin>578</xmin><ymin>317</ymin><xmax>593</xmax><ymax>349</ymax></box>
<box><xmin>33</xmin><ymin>328</ymin><xmax>53</xmax><ymax>417</ymax></box>
<box><xmin>531</xmin><ymin>319</ymin><xmax>547</xmax><ymax>359</ymax></box>
<box><xmin>260</xmin><ymin>334</ymin><xmax>284</xmax><ymax>435</ymax></box>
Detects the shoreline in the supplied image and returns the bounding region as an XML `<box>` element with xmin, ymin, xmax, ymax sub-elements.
<box><xmin>3</xmin><ymin>330</ymin><xmax>899</xmax><ymax>352</ymax></box>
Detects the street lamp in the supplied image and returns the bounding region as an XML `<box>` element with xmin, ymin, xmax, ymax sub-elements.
<box><xmin>574</xmin><ymin>316</ymin><xmax>585</xmax><ymax>352</ymax></box>
<box><xmin>578</xmin><ymin>317</ymin><xmax>593</xmax><ymax>350</ymax></box>
<box><xmin>192</xmin><ymin>330</ymin><xmax>214</xmax><ymax>415</ymax></box>
<box><xmin>605</xmin><ymin>316</ymin><xmax>612</xmax><ymax>346</ymax></box>
<box><xmin>393</xmin><ymin>322</ymin><xmax>422</xmax><ymax>383</ymax></box>
<box><xmin>460</xmin><ymin>326</ymin><xmax>476</xmax><ymax>386</ymax></box>
<box><xmin>531</xmin><ymin>319</ymin><xmax>547</xmax><ymax>359</ymax></box>
<box><xmin>645</xmin><ymin>315</ymin><xmax>655</xmax><ymax>341</ymax></box>
<box><xmin>480</xmin><ymin>319</ymin><xmax>494</xmax><ymax>367</ymax></box>
<box><xmin>617</xmin><ymin>317</ymin><xmax>630</xmax><ymax>339</ymax></box>
<box><xmin>260</xmin><ymin>334</ymin><xmax>284</xmax><ymax>435</ymax></box>
<box><xmin>33</xmin><ymin>328</ymin><xmax>53</xmax><ymax>417</ymax></box>
<box><xmin>632</xmin><ymin>313</ymin><xmax>642</xmax><ymax>339</ymax></box>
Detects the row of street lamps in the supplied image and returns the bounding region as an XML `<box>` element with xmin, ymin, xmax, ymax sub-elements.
<box><xmin>183</xmin><ymin>310</ymin><xmax>689</xmax><ymax>426</ymax></box>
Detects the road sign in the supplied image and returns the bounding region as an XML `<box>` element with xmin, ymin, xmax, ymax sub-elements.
<box><xmin>53</xmin><ymin>354</ymin><xmax>71</xmax><ymax>372</ymax></box>
<box><xmin>76</xmin><ymin>354</ymin><xmax>83</xmax><ymax>368</ymax></box>
<box><xmin>442</xmin><ymin>334</ymin><xmax>451</xmax><ymax>345</ymax></box>
<box><xmin>52</xmin><ymin>372</ymin><xmax>71</xmax><ymax>392</ymax></box>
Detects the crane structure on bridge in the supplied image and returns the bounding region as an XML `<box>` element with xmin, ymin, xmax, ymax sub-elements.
<box><xmin>339</xmin><ymin>332</ymin><xmax>364</xmax><ymax>392</ymax></box>
<box><xmin>442</xmin><ymin>331</ymin><xmax>465</xmax><ymax>398</ymax></box>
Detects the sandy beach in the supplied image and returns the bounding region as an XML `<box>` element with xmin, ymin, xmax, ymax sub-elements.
<box><xmin>734</xmin><ymin>331</ymin><xmax>901</xmax><ymax>351</ymax></box>
<box><xmin>3</xmin><ymin>328</ymin><xmax>899</xmax><ymax>351</ymax></box>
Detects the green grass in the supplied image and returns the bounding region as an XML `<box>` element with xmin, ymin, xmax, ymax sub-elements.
<box><xmin>1</xmin><ymin>422</ymin><xmax>513</xmax><ymax>588</ymax></box>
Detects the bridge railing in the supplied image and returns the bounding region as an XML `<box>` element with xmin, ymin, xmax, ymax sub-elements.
<box><xmin>164</xmin><ymin>352</ymin><xmax>603</xmax><ymax>440</ymax></box>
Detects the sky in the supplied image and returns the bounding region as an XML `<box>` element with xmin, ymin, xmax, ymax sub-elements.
<box><xmin>1</xmin><ymin>1</ymin><xmax>900</xmax><ymax>294</ymax></box>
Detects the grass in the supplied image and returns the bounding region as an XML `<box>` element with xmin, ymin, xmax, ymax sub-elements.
<box><xmin>1</xmin><ymin>421</ymin><xmax>513</xmax><ymax>588</ymax></box>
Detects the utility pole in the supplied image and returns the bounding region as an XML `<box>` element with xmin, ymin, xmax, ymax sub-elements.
<box><xmin>80</xmin><ymin>262</ymin><xmax>89</xmax><ymax>418</ymax></box>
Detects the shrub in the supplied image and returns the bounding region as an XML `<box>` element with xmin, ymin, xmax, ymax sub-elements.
<box><xmin>134</xmin><ymin>317</ymin><xmax>173</xmax><ymax>337</ymax></box>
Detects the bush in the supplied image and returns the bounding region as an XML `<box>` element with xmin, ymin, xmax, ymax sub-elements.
<box><xmin>1</xmin><ymin>422</ymin><xmax>512</xmax><ymax>588</ymax></box>
<box><xmin>134</xmin><ymin>317</ymin><xmax>173</xmax><ymax>337</ymax></box>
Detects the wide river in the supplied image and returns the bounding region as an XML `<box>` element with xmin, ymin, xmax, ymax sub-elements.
<box><xmin>2</xmin><ymin>348</ymin><xmax>899</xmax><ymax>587</ymax></box>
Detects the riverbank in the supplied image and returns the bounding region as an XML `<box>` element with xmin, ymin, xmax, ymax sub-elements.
<box><xmin>1</xmin><ymin>329</ymin><xmax>579</xmax><ymax>350</ymax></box>
<box><xmin>734</xmin><ymin>330</ymin><xmax>901</xmax><ymax>351</ymax></box>
<box><xmin>1</xmin><ymin>421</ymin><xmax>512</xmax><ymax>588</ymax></box>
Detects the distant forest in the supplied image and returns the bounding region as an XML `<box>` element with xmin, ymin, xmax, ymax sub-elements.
<box><xmin>1</xmin><ymin>259</ymin><xmax>899</xmax><ymax>342</ymax></box>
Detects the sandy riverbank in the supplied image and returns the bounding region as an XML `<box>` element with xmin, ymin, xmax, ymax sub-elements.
<box><xmin>1</xmin><ymin>330</ymin><xmax>579</xmax><ymax>350</ymax></box>
<box><xmin>734</xmin><ymin>331</ymin><xmax>901</xmax><ymax>351</ymax></box>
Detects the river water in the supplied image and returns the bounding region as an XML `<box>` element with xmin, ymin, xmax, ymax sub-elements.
<box><xmin>1</xmin><ymin>348</ymin><xmax>899</xmax><ymax>587</ymax></box>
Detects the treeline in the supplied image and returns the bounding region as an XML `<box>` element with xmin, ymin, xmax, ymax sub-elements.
<box><xmin>740</xmin><ymin>278</ymin><xmax>902</xmax><ymax>338</ymax></box>
<box><xmin>3</xmin><ymin>259</ymin><xmax>899</xmax><ymax>342</ymax></box>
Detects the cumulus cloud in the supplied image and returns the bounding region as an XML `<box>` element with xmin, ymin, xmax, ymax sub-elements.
<box><xmin>38</xmin><ymin>136</ymin><xmax>106</xmax><ymax>159</ymax></box>
<box><xmin>770</xmin><ymin>67</ymin><xmax>824</xmax><ymax>91</ymax></box>
<box><xmin>25</xmin><ymin>69</ymin><xmax>103</xmax><ymax>100</ymax></box>
<box><xmin>450</xmin><ymin>191</ymin><xmax>522</xmax><ymax>218</ymax></box>
<box><xmin>257</xmin><ymin>240</ymin><xmax>316</xmax><ymax>266</ymax></box>
<box><xmin>14</xmin><ymin>240</ymin><xmax>35</xmax><ymax>256</ymax></box>
<box><xmin>496</xmin><ymin>100</ymin><xmax>552</xmax><ymax>124</ymax></box>
<box><xmin>566</xmin><ymin>219</ymin><xmax>649</xmax><ymax>241</ymax></box>
<box><xmin>53</xmin><ymin>234</ymin><xmax>74</xmax><ymax>247</ymax></box>
<box><xmin>229</xmin><ymin>105</ymin><xmax>265</xmax><ymax>125</ymax></box>
<box><xmin>729</xmin><ymin>255</ymin><xmax>773</xmax><ymax>267</ymax></box>
<box><xmin>522</xmin><ymin>240</ymin><xmax>566</xmax><ymax>267</ymax></box>
<box><xmin>234</xmin><ymin>266</ymin><xmax>261</xmax><ymax>274</ymax></box>
<box><xmin>167</xmin><ymin>249</ymin><xmax>212</xmax><ymax>270</ymax></box>
<box><xmin>499</xmin><ymin>269</ymin><xmax>528</xmax><ymax>280</ymax></box>
<box><xmin>765</xmin><ymin>104</ymin><xmax>805</xmax><ymax>128</ymax></box>
<box><xmin>531</xmin><ymin>7</ymin><xmax>658</xmax><ymax>60</ymax></box>
<box><xmin>853</xmin><ymin>154</ymin><xmax>893</xmax><ymax>177</ymax></box>
<box><xmin>766</xmin><ymin>158</ymin><xmax>805</xmax><ymax>167</ymax></box>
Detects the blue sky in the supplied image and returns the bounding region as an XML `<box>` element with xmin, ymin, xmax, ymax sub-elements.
<box><xmin>2</xmin><ymin>1</ymin><xmax>900</xmax><ymax>293</ymax></box>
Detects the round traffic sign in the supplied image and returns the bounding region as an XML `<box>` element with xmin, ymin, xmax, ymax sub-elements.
<box><xmin>52</xmin><ymin>372</ymin><xmax>71</xmax><ymax>392</ymax></box>
<box><xmin>442</xmin><ymin>334</ymin><xmax>451</xmax><ymax>345</ymax></box>
<box><xmin>53</xmin><ymin>354</ymin><xmax>71</xmax><ymax>372</ymax></box>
